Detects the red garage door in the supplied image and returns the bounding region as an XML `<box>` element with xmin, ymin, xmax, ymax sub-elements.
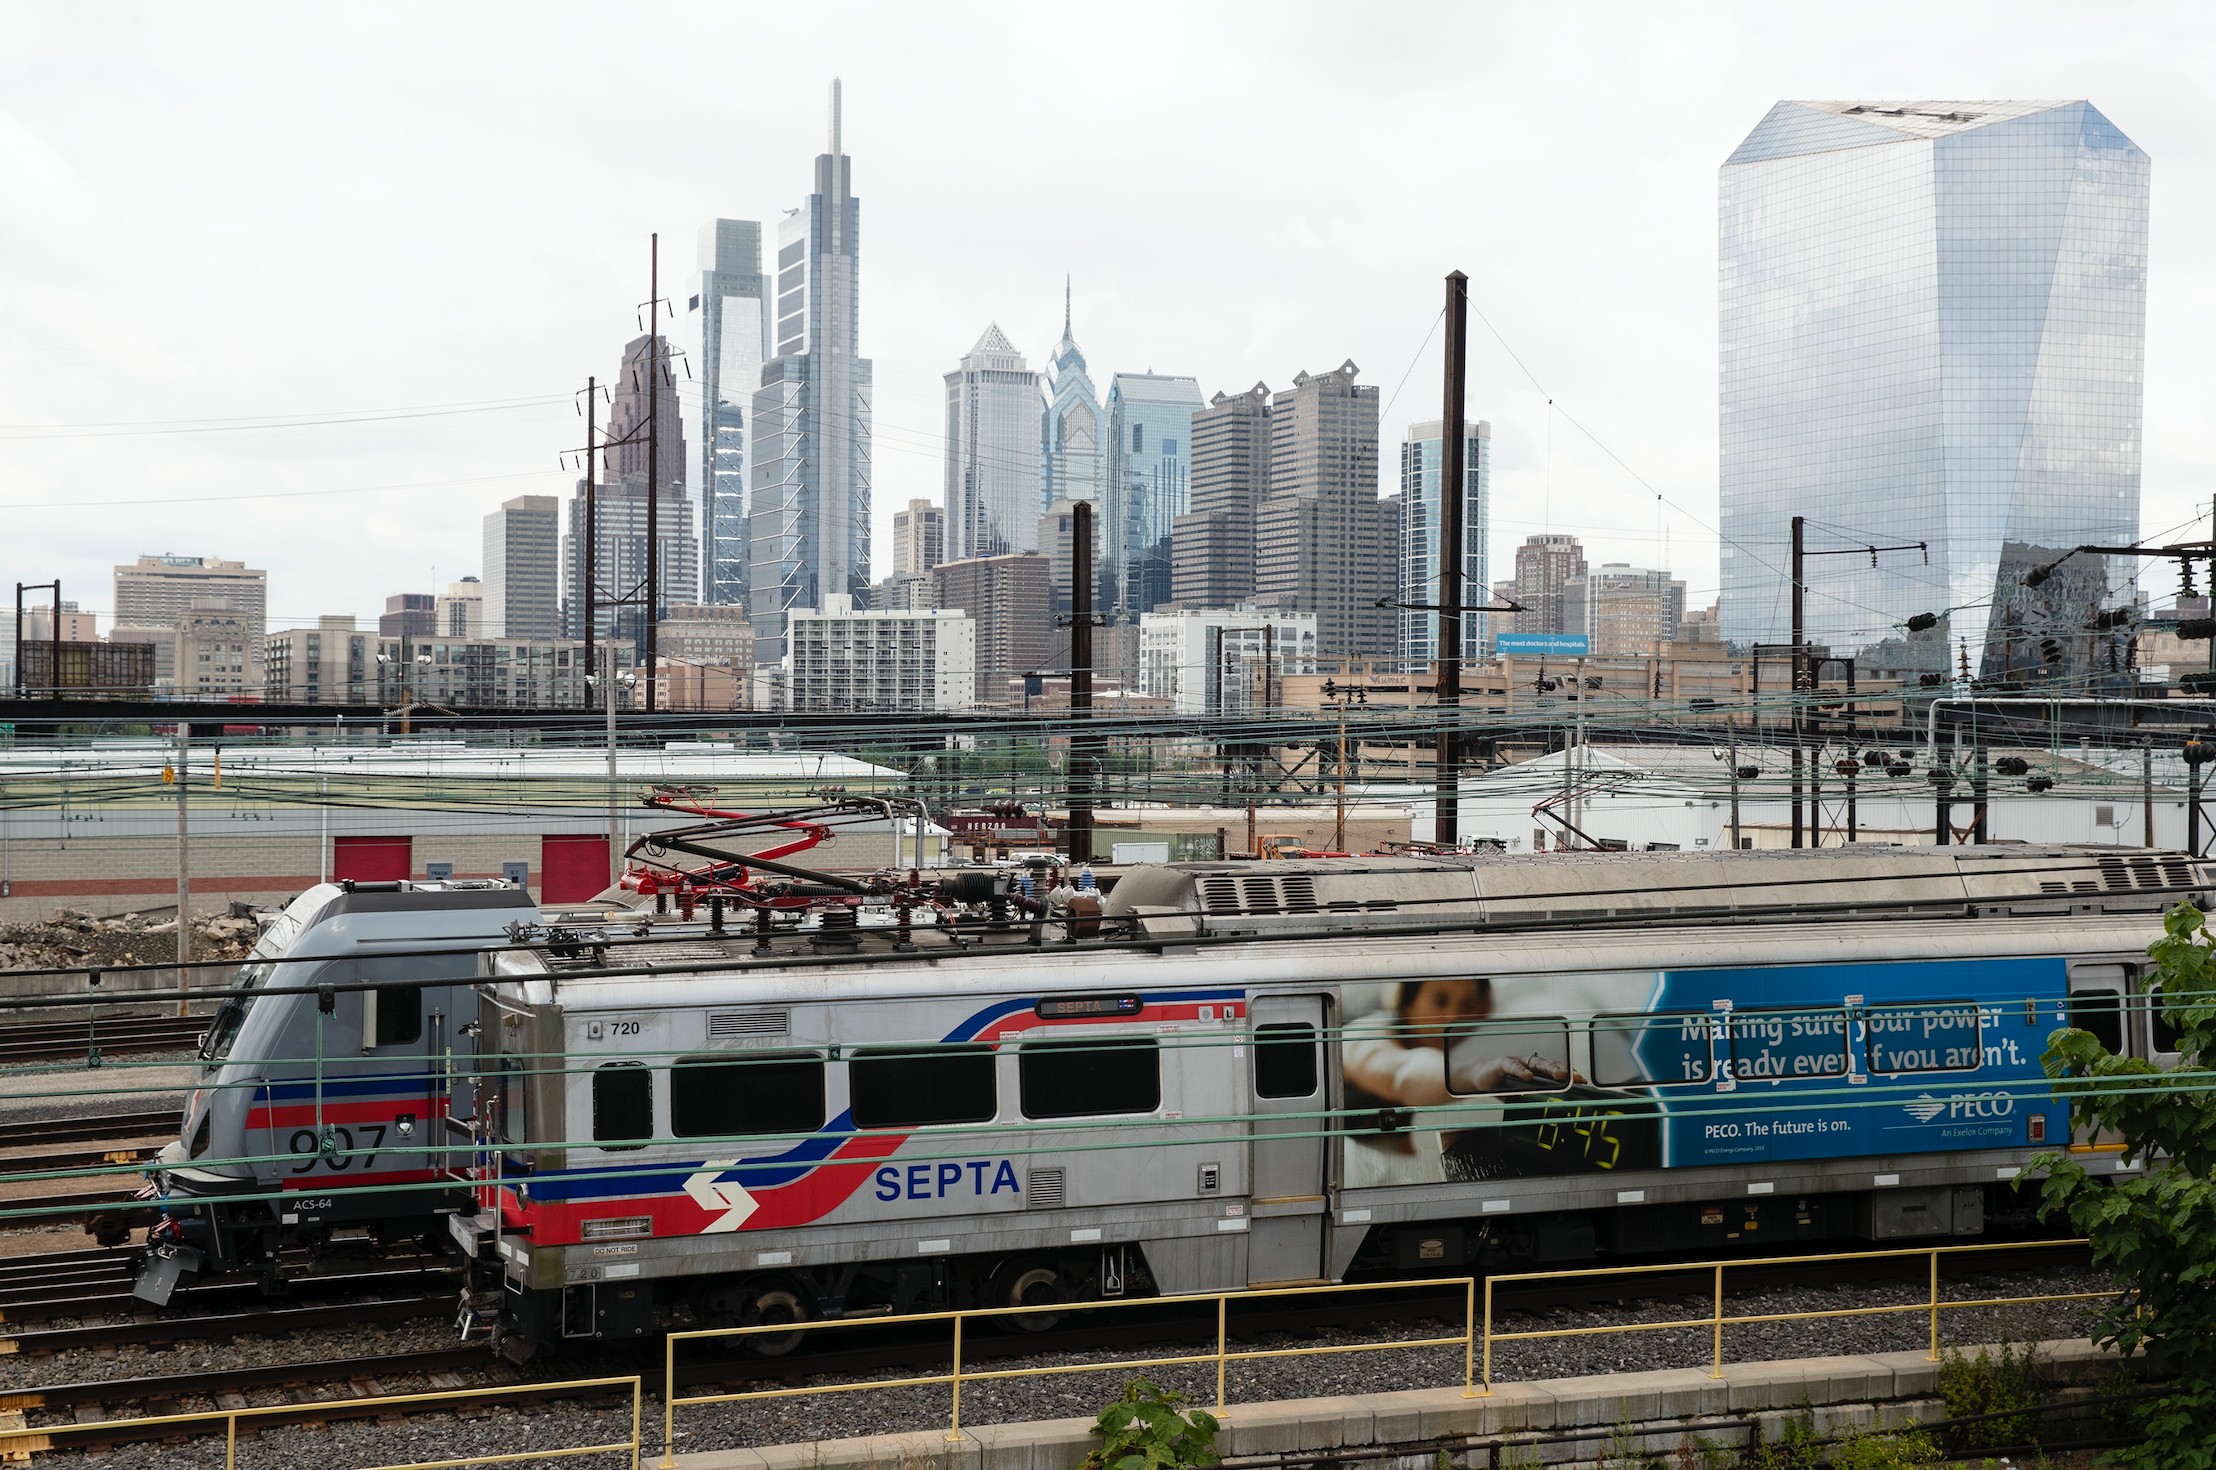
<box><xmin>541</xmin><ymin>834</ymin><xmax>612</xmax><ymax>903</ymax></box>
<box><xmin>332</xmin><ymin>836</ymin><xmax>412</xmax><ymax>882</ymax></box>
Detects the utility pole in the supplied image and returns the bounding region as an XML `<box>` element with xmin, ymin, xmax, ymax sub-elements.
<box><xmin>644</xmin><ymin>235</ymin><xmax>661</xmax><ymax>714</ymax></box>
<box><xmin>1790</xmin><ymin>515</ymin><xmax>1805</xmax><ymax>849</ymax></box>
<box><xmin>1435</xmin><ymin>271</ymin><xmax>1469</xmax><ymax>850</ymax></box>
<box><xmin>604</xmin><ymin>635</ymin><xmax>620</xmax><ymax>891</ymax></box>
<box><xmin>174</xmin><ymin>722</ymin><xmax>190</xmax><ymax>1011</ymax></box>
<box><xmin>1067</xmin><ymin>501</ymin><xmax>1095</xmax><ymax>864</ymax></box>
<box><xmin>2143</xmin><ymin>745</ymin><xmax>2156</xmax><ymax>849</ymax></box>
<box><xmin>1727</xmin><ymin>720</ymin><xmax>1742</xmax><ymax>851</ymax></box>
<box><xmin>582</xmin><ymin>376</ymin><xmax>598</xmax><ymax>706</ymax></box>
<box><xmin>1333</xmin><ymin>701</ymin><xmax>1348</xmax><ymax>853</ymax></box>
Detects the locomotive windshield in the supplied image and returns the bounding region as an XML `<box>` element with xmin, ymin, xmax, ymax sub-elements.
<box><xmin>197</xmin><ymin>905</ymin><xmax>308</xmax><ymax>1067</ymax></box>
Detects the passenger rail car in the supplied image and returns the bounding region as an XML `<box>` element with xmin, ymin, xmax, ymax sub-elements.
<box><xmin>454</xmin><ymin>847</ymin><xmax>2204</xmax><ymax>1360</ymax></box>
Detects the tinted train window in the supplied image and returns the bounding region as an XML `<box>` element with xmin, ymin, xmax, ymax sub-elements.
<box><xmin>1020</xmin><ymin>1037</ymin><xmax>1159</xmax><ymax>1119</ymax></box>
<box><xmin>850</xmin><ymin>1045</ymin><xmax>996</xmax><ymax>1127</ymax></box>
<box><xmin>1253</xmin><ymin>1023</ymin><xmax>1318</xmax><ymax>1098</ymax></box>
<box><xmin>1863</xmin><ymin>1001</ymin><xmax>1982</xmax><ymax>1075</ymax></box>
<box><xmin>672</xmin><ymin>1054</ymin><xmax>824</xmax><ymax>1139</ymax></box>
<box><xmin>2070</xmin><ymin>990</ymin><xmax>2124</xmax><ymax>1057</ymax></box>
<box><xmin>1591</xmin><ymin>1012</ymin><xmax>1712</xmax><ymax>1086</ymax></box>
<box><xmin>372</xmin><ymin>984</ymin><xmax>422</xmax><ymax>1048</ymax></box>
<box><xmin>592</xmin><ymin>1063</ymin><xmax>653</xmax><ymax>1149</ymax></box>
<box><xmin>2148</xmin><ymin>986</ymin><xmax>2183</xmax><ymax>1056</ymax></box>
<box><xmin>1443</xmin><ymin>1017</ymin><xmax>1573</xmax><ymax>1096</ymax></box>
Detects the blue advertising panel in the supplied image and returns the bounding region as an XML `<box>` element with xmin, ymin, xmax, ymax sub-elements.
<box><xmin>1339</xmin><ymin>957</ymin><xmax>2068</xmax><ymax>1188</ymax></box>
<box><xmin>1495</xmin><ymin>633</ymin><xmax>1591</xmax><ymax>656</ymax></box>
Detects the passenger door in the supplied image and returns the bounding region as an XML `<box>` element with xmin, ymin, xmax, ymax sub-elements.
<box><xmin>1246</xmin><ymin>995</ymin><xmax>1329</xmax><ymax>1286</ymax></box>
<box><xmin>2066</xmin><ymin>964</ymin><xmax>2130</xmax><ymax>1156</ymax></box>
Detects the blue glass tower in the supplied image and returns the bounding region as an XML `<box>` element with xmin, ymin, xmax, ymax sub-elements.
<box><xmin>1718</xmin><ymin>101</ymin><xmax>2148</xmax><ymax>674</ymax></box>
<box><xmin>1102</xmin><ymin>372</ymin><xmax>1204</xmax><ymax>622</ymax></box>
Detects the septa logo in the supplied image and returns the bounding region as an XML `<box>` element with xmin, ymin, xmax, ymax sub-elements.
<box><xmin>1904</xmin><ymin>1095</ymin><xmax>1947</xmax><ymax>1123</ymax></box>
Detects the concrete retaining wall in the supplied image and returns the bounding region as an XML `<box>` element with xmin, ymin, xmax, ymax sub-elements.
<box><xmin>675</xmin><ymin>1337</ymin><xmax>2127</xmax><ymax>1470</ymax></box>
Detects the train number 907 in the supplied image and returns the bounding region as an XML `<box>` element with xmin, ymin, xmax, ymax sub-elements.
<box><xmin>287</xmin><ymin>1123</ymin><xmax>390</xmax><ymax>1173</ymax></box>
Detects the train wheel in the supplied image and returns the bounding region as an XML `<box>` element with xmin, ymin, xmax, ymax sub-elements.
<box><xmin>738</xmin><ymin>1282</ymin><xmax>813</xmax><ymax>1357</ymax></box>
<box><xmin>988</xmin><ymin>1258</ymin><xmax>1069</xmax><ymax>1333</ymax></box>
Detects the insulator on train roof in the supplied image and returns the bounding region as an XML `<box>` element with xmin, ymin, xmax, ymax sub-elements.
<box><xmin>1919</xmin><ymin>673</ymin><xmax>1944</xmax><ymax>688</ymax></box>
<box><xmin>1835</xmin><ymin>758</ymin><xmax>1861</xmax><ymax>778</ymax></box>
<box><xmin>2026</xmin><ymin>775</ymin><xmax>2054</xmax><ymax>793</ymax></box>
<box><xmin>1886</xmin><ymin>761</ymin><xmax>1913</xmax><ymax>777</ymax></box>
<box><xmin>2178</xmin><ymin>618</ymin><xmax>2216</xmax><ymax>640</ymax></box>
<box><xmin>1994</xmin><ymin>756</ymin><xmax>2031</xmax><ymax>777</ymax></box>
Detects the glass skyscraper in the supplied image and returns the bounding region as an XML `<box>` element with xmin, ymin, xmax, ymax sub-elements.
<box><xmin>1102</xmin><ymin>372</ymin><xmax>1204</xmax><ymax>621</ymax></box>
<box><xmin>944</xmin><ymin>324</ymin><xmax>1044</xmax><ymax>559</ymax></box>
<box><xmin>1718</xmin><ymin>101</ymin><xmax>2148</xmax><ymax>674</ymax></box>
<box><xmin>1041</xmin><ymin>282</ymin><xmax>1102</xmax><ymax>514</ymax></box>
<box><xmin>1397</xmin><ymin>419</ymin><xmax>1489</xmax><ymax>672</ymax></box>
<box><xmin>749</xmin><ymin>80</ymin><xmax>873</xmax><ymax>664</ymax></box>
<box><xmin>692</xmin><ymin>219</ymin><xmax>767</xmax><ymax>607</ymax></box>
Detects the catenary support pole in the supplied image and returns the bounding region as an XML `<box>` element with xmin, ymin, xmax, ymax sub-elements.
<box><xmin>174</xmin><ymin>722</ymin><xmax>190</xmax><ymax>1013</ymax></box>
<box><xmin>1790</xmin><ymin>515</ymin><xmax>1805</xmax><ymax>849</ymax></box>
<box><xmin>583</xmin><ymin>376</ymin><xmax>598</xmax><ymax>706</ymax></box>
<box><xmin>1067</xmin><ymin>501</ymin><xmax>1095</xmax><ymax>864</ymax></box>
<box><xmin>2144</xmin><ymin>745</ymin><xmax>2156</xmax><ymax>849</ymax></box>
<box><xmin>644</xmin><ymin>235</ymin><xmax>661</xmax><ymax>714</ymax></box>
<box><xmin>605</xmin><ymin>637</ymin><xmax>620</xmax><ymax>891</ymax></box>
<box><xmin>1436</xmin><ymin>271</ymin><xmax>1468</xmax><ymax>849</ymax></box>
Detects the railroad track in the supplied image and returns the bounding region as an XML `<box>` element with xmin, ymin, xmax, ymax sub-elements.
<box><xmin>0</xmin><ymin>1014</ymin><xmax>209</xmax><ymax>1066</ymax></box>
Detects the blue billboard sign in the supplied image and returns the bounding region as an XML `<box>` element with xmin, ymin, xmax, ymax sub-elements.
<box><xmin>1495</xmin><ymin>633</ymin><xmax>1590</xmax><ymax>656</ymax></box>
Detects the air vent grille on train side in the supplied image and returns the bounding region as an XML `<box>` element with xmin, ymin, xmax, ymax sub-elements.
<box><xmin>708</xmin><ymin>1010</ymin><xmax>790</xmax><ymax>1038</ymax></box>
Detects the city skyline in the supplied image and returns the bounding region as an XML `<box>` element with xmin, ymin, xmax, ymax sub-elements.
<box><xmin>7</xmin><ymin>9</ymin><xmax>2216</xmax><ymax>642</ymax></box>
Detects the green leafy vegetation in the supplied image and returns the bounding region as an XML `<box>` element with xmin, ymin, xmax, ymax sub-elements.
<box><xmin>1938</xmin><ymin>1340</ymin><xmax>2048</xmax><ymax>1452</ymax></box>
<box><xmin>2035</xmin><ymin>901</ymin><xmax>2216</xmax><ymax>1469</ymax></box>
<box><xmin>1084</xmin><ymin>1378</ymin><xmax>1221</xmax><ymax>1470</ymax></box>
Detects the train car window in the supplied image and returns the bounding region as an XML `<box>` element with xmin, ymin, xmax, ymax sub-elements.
<box><xmin>1862</xmin><ymin>1001</ymin><xmax>1982</xmax><ymax>1075</ymax></box>
<box><xmin>1019</xmin><ymin>1037</ymin><xmax>1160</xmax><ymax>1119</ymax></box>
<box><xmin>592</xmin><ymin>1062</ymin><xmax>653</xmax><ymax>1149</ymax></box>
<box><xmin>2147</xmin><ymin>985</ymin><xmax>2183</xmax><ymax>1056</ymax></box>
<box><xmin>1590</xmin><ymin>1012</ymin><xmax>1712</xmax><ymax>1086</ymax></box>
<box><xmin>372</xmin><ymin>984</ymin><xmax>423</xmax><ymax>1048</ymax></box>
<box><xmin>671</xmin><ymin>1054</ymin><xmax>825</xmax><ymax>1139</ymax></box>
<box><xmin>496</xmin><ymin>1056</ymin><xmax>526</xmax><ymax>1145</ymax></box>
<box><xmin>850</xmin><ymin>1045</ymin><xmax>996</xmax><ymax>1127</ymax></box>
<box><xmin>1253</xmin><ymin>1022</ymin><xmax>1319</xmax><ymax>1098</ymax></box>
<box><xmin>1728</xmin><ymin>1007</ymin><xmax>1850</xmax><ymax>1081</ymax></box>
<box><xmin>1443</xmin><ymin>1017</ymin><xmax>1573</xmax><ymax>1096</ymax></box>
<box><xmin>2069</xmin><ymin>990</ymin><xmax>2124</xmax><ymax>1057</ymax></box>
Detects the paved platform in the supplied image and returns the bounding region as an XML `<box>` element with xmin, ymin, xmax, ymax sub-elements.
<box><xmin>673</xmin><ymin>1337</ymin><xmax>2123</xmax><ymax>1470</ymax></box>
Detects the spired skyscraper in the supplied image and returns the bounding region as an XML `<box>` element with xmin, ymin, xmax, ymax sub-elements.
<box><xmin>1040</xmin><ymin>282</ymin><xmax>1101</xmax><ymax>514</ymax></box>
<box><xmin>943</xmin><ymin>324</ymin><xmax>1044</xmax><ymax>559</ymax></box>
<box><xmin>749</xmin><ymin>79</ymin><xmax>874</xmax><ymax>665</ymax></box>
<box><xmin>1717</xmin><ymin>101</ymin><xmax>2149</xmax><ymax>675</ymax></box>
<box><xmin>692</xmin><ymin>220</ymin><xmax>768</xmax><ymax>607</ymax></box>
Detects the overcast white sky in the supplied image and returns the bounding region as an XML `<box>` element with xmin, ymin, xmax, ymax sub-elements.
<box><xmin>4</xmin><ymin>2</ymin><xmax>2214</xmax><ymax>634</ymax></box>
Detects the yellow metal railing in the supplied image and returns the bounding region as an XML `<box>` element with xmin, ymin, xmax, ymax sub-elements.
<box><xmin>659</xmin><ymin>1238</ymin><xmax>2109</xmax><ymax>1463</ymax></box>
<box><xmin>0</xmin><ymin>1374</ymin><xmax>644</xmax><ymax>1470</ymax></box>
<box><xmin>1477</xmin><ymin>1237</ymin><xmax>2109</xmax><ymax>1393</ymax></box>
<box><xmin>659</xmin><ymin>1275</ymin><xmax>1481</xmax><ymax>1468</ymax></box>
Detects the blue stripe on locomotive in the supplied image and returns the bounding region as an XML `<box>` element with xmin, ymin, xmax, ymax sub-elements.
<box><xmin>1633</xmin><ymin>957</ymin><xmax>2067</xmax><ymax>1167</ymax></box>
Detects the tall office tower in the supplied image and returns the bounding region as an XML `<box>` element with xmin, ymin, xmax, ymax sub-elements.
<box><xmin>565</xmin><ymin>333</ymin><xmax>696</xmax><ymax>645</ymax></box>
<box><xmin>1252</xmin><ymin>362</ymin><xmax>1392</xmax><ymax>657</ymax></box>
<box><xmin>482</xmin><ymin>493</ymin><xmax>560</xmax><ymax>639</ymax></box>
<box><xmin>1397</xmin><ymin>419</ymin><xmax>1490</xmax><ymax>672</ymax></box>
<box><xmin>562</xmin><ymin>479</ymin><xmax>700</xmax><ymax>647</ymax></box>
<box><xmin>944</xmin><ymin>324</ymin><xmax>1045</xmax><ymax>559</ymax></box>
<box><xmin>892</xmin><ymin>498</ymin><xmax>945</xmax><ymax>576</ymax></box>
<box><xmin>749</xmin><ymin>79</ymin><xmax>874</xmax><ymax>664</ymax></box>
<box><xmin>1101</xmin><ymin>372</ymin><xmax>1205</xmax><ymax>621</ymax></box>
<box><xmin>1040</xmin><ymin>281</ymin><xmax>1102</xmax><ymax>513</ymax></box>
<box><xmin>1563</xmin><ymin>562</ymin><xmax>1687</xmax><ymax>656</ymax></box>
<box><xmin>1172</xmin><ymin>384</ymin><xmax>1273</xmax><ymax>610</ymax></box>
<box><xmin>930</xmin><ymin>551</ymin><xmax>1054</xmax><ymax>706</ymax></box>
<box><xmin>1506</xmin><ymin>534</ymin><xmax>1587</xmax><ymax>636</ymax></box>
<box><xmin>692</xmin><ymin>219</ymin><xmax>769</xmax><ymax>606</ymax></box>
<box><xmin>1718</xmin><ymin>101</ymin><xmax>2148</xmax><ymax>673</ymax></box>
<box><xmin>113</xmin><ymin>555</ymin><xmax>267</xmax><ymax>642</ymax></box>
